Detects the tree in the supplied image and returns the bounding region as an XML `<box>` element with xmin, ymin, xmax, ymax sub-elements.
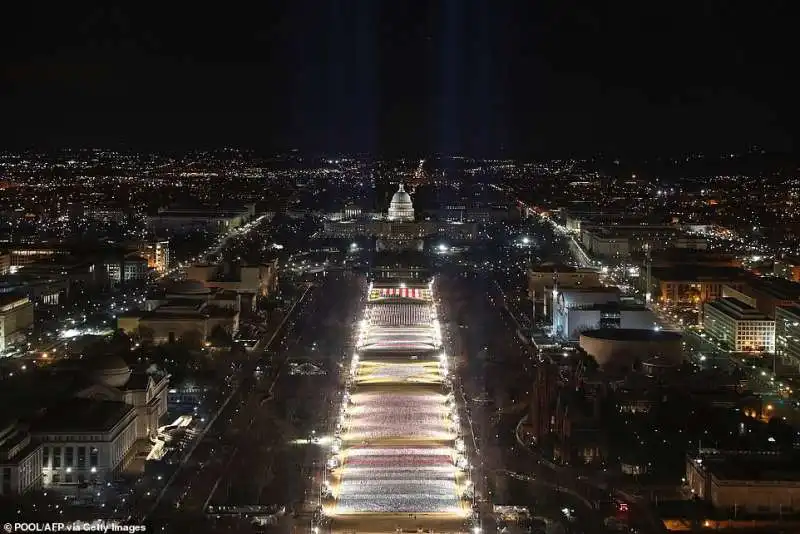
<box><xmin>178</xmin><ymin>329</ymin><xmax>204</xmax><ymax>349</ymax></box>
<box><xmin>135</xmin><ymin>325</ymin><xmax>155</xmax><ymax>343</ymax></box>
<box><xmin>108</xmin><ymin>329</ymin><xmax>132</xmax><ymax>352</ymax></box>
<box><xmin>208</xmin><ymin>325</ymin><xmax>233</xmax><ymax>347</ymax></box>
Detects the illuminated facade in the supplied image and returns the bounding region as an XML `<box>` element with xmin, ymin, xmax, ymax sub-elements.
<box><xmin>320</xmin><ymin>183</ymin><xmax>478</xmax><ymax>252</ymax></box>
<box><xmin>387</xmin><ymin>184</ymin><xmax>415</xmax><ymax>222</ymax></box>
<box><xmin>117</xmin><ymin>280</ymin><xmax>239</xmax><ymax>344</ymax></box>
<box><xmin>687</xmin><ymin>454</ymin><xmax>800</xmax><ymax>514</ymax></box>
<box><xmin>0</xmin><ymin>293</ymin><xmax>34</xmax><ymax>354</ymax></box>
<box><xmin>703</xmin><ymin>297</ymin><xmax>775</xmax><ymax>353</ymax></box>
<box><xmin>138</xmin><ymin>240</ymin><xmax>170</xmax><ymax>274</ymax></box>
<box><xmin>776</xmin><ymin>304</ymin><xmax>800</xmax><ymax>368</ymax></box>
<box><xmin>648</xmin><ymin>266</ymin><xmax>749</xmax><ymax>306</ymax></box>
<box><xmin>0</xmin><ymin>252</ymin><xmax>9</xmax><ymax>276</ymax></box>
<box><xmin>0</xmin><ymin>422</ymin><xmax>42</xmax><ymax>496</ymax></box>
<box><xmin>30</xmin><ymin>357</ymin><xmax>168</xmax><ymax>491</ymax></box>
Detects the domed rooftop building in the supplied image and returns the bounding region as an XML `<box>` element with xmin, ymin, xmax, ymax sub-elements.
<box><xmin>387</xmin><ymin>184</ymin><xmax>415</xmax><ymax>222</ymax></box>
<box><xmin>74</xmin><ymin>353</ymin><xmax>170</xmax><ymax>444</ymax></box>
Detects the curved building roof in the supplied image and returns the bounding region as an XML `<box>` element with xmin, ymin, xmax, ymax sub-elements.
<box><xmin>581</xmin><ymin>328</ymin><xmax>681</xmax><ymax>342</ymax></box>
<box><xmin>86</xmin><ymin>354</ymin><xmax>132</xmax><ymax>388</ymax></box>
<box><xmin>168</xmin><ymin>279</ymin><xmax>211</xmax><ymax>295</ymax></box>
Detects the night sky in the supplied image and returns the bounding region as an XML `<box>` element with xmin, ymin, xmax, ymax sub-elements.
<box><xmin>1</xmin><ymin>1</ymin><xmax>796</xmax><ymax>156</ymax></box>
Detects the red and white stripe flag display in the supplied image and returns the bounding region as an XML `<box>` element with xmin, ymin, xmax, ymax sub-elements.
<box><xmin>378</xmin><ymin>287</ymin><xmax>422</xmax><ymax>298</ymax></box>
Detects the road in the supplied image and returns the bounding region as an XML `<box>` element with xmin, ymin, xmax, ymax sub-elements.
<box><xmin>161</xmin><ymin>214</ymin><xmax>271</xmax><ymax>279</ymax></box>
<box><xmin>204</xmin><ymin>272</ymin><xmax>364</xmax><ymax>533</ymax></box>
<box><xmin>438</xmin><ymin>274</ymin><xmax>607</xmax><ymax>534</ymax></box>
<box><xmin>140</xmin><ymin>281</ymin><xmax>313</xmax><ymax>530</ymax></box>
<box><xmin>145</xmin><ymin>272</ymin><xmax>364</xmax><ymax>533</ymax></box>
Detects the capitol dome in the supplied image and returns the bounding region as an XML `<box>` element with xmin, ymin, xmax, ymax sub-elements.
<box><xmin>88</xmin><ymin>355</ymin><xmax>132</xmax><ymax>388</ymax></box>
<box><xmin>387</xmin><ymin>184</ymin><xmax>415</xmax><ymax>222</ymax></box>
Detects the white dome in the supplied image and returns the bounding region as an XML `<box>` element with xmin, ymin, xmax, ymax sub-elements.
<box><xmin>388</xmin><ymin>184</ymin><xmax>415</xmax><ymax>222</ymax></box>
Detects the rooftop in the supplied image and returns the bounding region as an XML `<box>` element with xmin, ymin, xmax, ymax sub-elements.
<box><xmin>701</xmin><ymin>455</ymin><xmax>800</xmax><ymax>483</ymax></box>
<box><xmin>154</xmin><ymin>208</ymin><xmax>249</xmax><ymax>218</ymax></box>
<box><xmin>0</xmin><ymin>292</ymin><xmax>29</xmax><ymax>308</ymax></box>
<box><xmin>777</xmin><ymin>303</ymin><xmax>800</xmax><ymax>319</ymax></box>
<box><xmin>748</xmin><ymin>277</ymin><xmax>800</xmax><ymax>301</ymax></box>
<box><xmin>652</xmin><ymin>265</ymin><xmax>751</xmax><ymax>282</ymax></box>
<box><xmin>33</xmin><ymin>398</ymin><xmax>133</xmax><ymax>433</ymax></box>
<box><xmin>581</xmin><ymin>328</ymin><xmax>682</xmax><ymax>342</ymax></box>
<box><xmin>706</xmin><ymin>297</ymin><xmax>773</xmax><ymax>321</ymax></box>
<box><xmin>529</xmin><ymin>263</ymin><xmax>599</xmax><ymax>274</ymax></box>
<box><xmin>559</xmin><ymin>286</ymin><xmax>620</xmax><ymax>295</ymax></box>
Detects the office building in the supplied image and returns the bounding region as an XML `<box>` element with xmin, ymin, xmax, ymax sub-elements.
<box><xmin>117</xmin><ymin>280</ymin><xmax>239</xmax><ymax>344</ymax></box>
<box><xmin>34</xmin><ymin>356</ymin><xmax>169</xmax><ymax>489</ymax></box>
<box><xmin>649</xmin><ymin>265</ymin><xmax>751</xmax><ymax>306</ymax></box>
<box><xmin>580</xmin><ymin>225</ymin><xmax>707</xmax><ymax>260</ymax></box>
<box><xmin>774</xmin><ymin>256</ymin><xmax>800</xmax><ymax>283</ymax></box>
<box><xmin>0</xmin><ymin>273</ymin><xmax>68</xmax><ymax>307</ymax></box>
<box><xmin>686</xmin><ymin>454</ymin><xmax>800</xmax><ymax>514</ymax></box>
<box><xmin>528</xmin><ymin>265</ymin><xmax>601</xmax><ymax>317</ymax></box>
<box><xmin>0</xmin><ymin>252</ymin><xmax>9</xmax><ymax>276</ymax></box>
<box><xmin>6</xmin><ymin>245</ymin><xmax>70</xmax><ymax>267</ymax></box>
<box><xmin>185</xmin><ymin>260</ymin><xmax>278</xmax><ymax>309</ymax></box>
<box><xmin>0</xmin><ymin>422</ymin><xmax>42</xmax><ymax>496</ymax></box>
<box><xmin>34</xmin><ymin>399</ymin><xmax>137</xmax><ymax>488</ymax></box>
<box><xmin>137</xmin><ymin>240</ymin><xmax>170</xmax><ymax>274</ymax></box>
<box><xmin>703</xmin><ymin>297</ymin><xmax>775</xmax><ymax>353</ymax></box>
<box><xmin>723</xmin><ymin>278</ymin><xmax>800</xmax><ymax>319</ymax></box>
<box><xmin>551</xmin><ymin>288</ymin><xmax>660</xmax><ymax>341</ymax></box>
<box><xmin>147</xmin><ymin>204</ymin><xmax>256</xmax><ymax>234</ymax></box>
<box><xmin>0</xmin><ymin>293</ymin><xmax>34</xmax><ymax>354</ymax></box>
<box><xmin>775</xmin><ymin>305</ymin><xmax>800</xmax><ymax>369</ymax></box>
<box><xmin>105</xmin><ymin>255</ymin><xmax>149</xmax><ymax>287</ymax></box>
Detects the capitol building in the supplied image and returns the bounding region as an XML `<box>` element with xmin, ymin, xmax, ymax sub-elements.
<box><xmin>387</xmin><ymin>184</ymin><xmax>415</xmax><ymax>222</ymax></box>
<box><xmin>321</xmin><ymin>183</ymin><xmax>478</xmax><ymax>251</ymax></box>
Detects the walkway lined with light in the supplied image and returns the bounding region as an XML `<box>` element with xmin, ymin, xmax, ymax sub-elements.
<box><xmin>354</xmin><ymin>361</ymin><xmax>444</xmax><ymax>385</ymax></box>
<box><xmin>367</xmin><ymin>302</ymin><xmax>434</xmax><ymax>326</ymax></box>
<box><xmin>323</xmin><ymin>281</ymin><xmax>473</xmax><ymax>526</ymax></box>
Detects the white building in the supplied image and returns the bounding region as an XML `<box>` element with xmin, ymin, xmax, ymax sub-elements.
<box><xmin>552</xmin><ymin>288</ymin><xmax>622</xmax><ymax>341</ymax></box>
<box><xmin>34</xmin><ymin>398</ymin><xmax>138</xmax><ymax>487</ymax></box>
<box><xmin>0</xmin><ymin>293</ymin><xmax>34</xmax><ymax>354</ymax></box>
<box><xmin>0</xmin><ymin>422</ymin><xmax>42</xmax><ymax>496</ymax></box>
<box><xmin>76</xmin><ymin>356</ymin><xmax>170</xmax><ymax>443</ymax></box>
<box><xmin>703</xmin><ymin>297</ymin><xmax>775</xmax><ymax>353</ymax></box>
<box><xmin>387</xmin><ymin>184</ymin><xmax>415</xmax><ymax>222</ymax></box>
<box><xmin>34</xmin><ymin>356</ymin><xmax>169</xmax><ymax>489</ymax></box>
<box><xmin>105</xmin><ymin>256</ymin><xmax>149</xmax><ymax>287</ymax></box>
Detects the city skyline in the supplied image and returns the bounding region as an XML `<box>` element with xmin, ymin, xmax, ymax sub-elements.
<box><xmin>3</xmin><ymin>3</ymin><xmax>800</xmax><ymax>532</ymax></box>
